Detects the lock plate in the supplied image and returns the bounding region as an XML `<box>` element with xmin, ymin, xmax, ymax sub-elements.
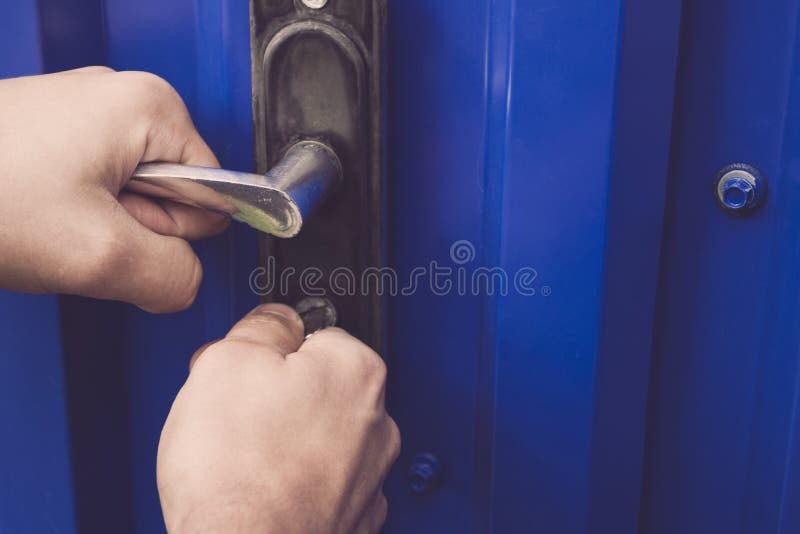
<box><xmin>251</xmin><ymin>0</ymin><xmax>386</xmax><ymax>348</ymax></box>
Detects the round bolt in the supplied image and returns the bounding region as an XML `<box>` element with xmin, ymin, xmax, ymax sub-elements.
<box><xmin>721</xmin><ymin>177</ymin><xmax>755</xmax><ymax>210</ymax></box>
<box><xmin>407</xmin><ymin>453</ymin><xmax>443</xmax><ymax>494</ymax></box>
<box><xmin>295</xmin><ymin>297</ymin><xmax>337</xmax><ymax>338</ymax></box>
<box><xmin>301</xmin><ymin>0</ymin><xmax>328</xmax><ymax>8</ymax></box>
<box><xmin>714</xmin><ymin>164</ymin><xmax>766</xmax><ymax>215</ymax></box>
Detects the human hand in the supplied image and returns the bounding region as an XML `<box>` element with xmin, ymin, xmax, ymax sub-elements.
<box><xmin>157</xmin><ymin>304</ymin><xmax>401</xmax><ymax>533</ymax></box>
<box><xmin>0</xmin><ymin>67</ymin><xmax>228</xmax><ymax>312</ymax></box>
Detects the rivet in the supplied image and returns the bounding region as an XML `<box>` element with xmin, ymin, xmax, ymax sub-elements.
<box><xmin>408</xmin><ymin>453</ymin><xmax>443</xmax><ymax>494</ymax></box>
<box><xmin>714</xmin><ymin>163</ymin><xmax>766</xmax><ymax>215</ymax></box>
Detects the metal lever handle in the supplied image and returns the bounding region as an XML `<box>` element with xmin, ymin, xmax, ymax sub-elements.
<box><xmin>127</xmin><ymin>140</ymin><xmax>342</xmax><ymax>238</ymax></box>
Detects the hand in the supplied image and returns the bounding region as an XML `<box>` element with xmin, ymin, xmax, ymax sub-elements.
<box><xmin>157</xmin><ymin>304</ymin><xmax>401</xmax><ymax>533</ymax></box>
<box><xmin>0</xmin><ymin>67</ymin><xmax>228</xmax><ymax>312</ymax></box>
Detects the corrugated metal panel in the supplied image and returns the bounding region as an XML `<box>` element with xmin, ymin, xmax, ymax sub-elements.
<box><xmin>1</xmin><ymin>1</ymin><xmax>799</xmax><ymax>533</ymax></box>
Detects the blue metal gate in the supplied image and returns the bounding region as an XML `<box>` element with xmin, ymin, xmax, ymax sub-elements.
<box><xmin>1</xmin><ymin>1</ymin><xmax>799</xmax><ymax>533</ymax></box>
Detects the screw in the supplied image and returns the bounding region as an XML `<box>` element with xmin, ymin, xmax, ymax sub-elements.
<box><xmin>407</xmin><ymin>453</ymin><xmax>443</xmax><ymax>494</ymax></box>
<box><xmin>714</xmin><ymin>164</ymin><xmax>766</xmax><ymax>214</ymax></box>
<box><xmin>295</xmin><ymin>297</ymin><xmax>337</xmax><ymax>338</ymax></box>
<box><xmin>721</xmin><ymin>177</ymin><xmax>755</xmax><ymax>209</ymax></box>
<box><xmin>301</xmin><ymin>0</ymin><xmax>328</xmax><ymax>8</ymax></box>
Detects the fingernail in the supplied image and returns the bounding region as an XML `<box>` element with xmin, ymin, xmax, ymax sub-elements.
<box><xmin>253</xmin><ymin>303</ymin><xmax>300</xmax><ymax>322</ymax></box>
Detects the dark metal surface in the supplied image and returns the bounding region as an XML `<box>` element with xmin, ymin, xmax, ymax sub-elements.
<box><xmin>251</xmin><ymin>0</ymin><xmax>385</xmax><ymax>348</ymax></box>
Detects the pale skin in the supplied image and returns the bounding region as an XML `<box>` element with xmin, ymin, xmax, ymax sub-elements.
<box><xmin>0</xmin><ymin>68</ymin><xmax>400</xmax><ymax>533</ymax></box>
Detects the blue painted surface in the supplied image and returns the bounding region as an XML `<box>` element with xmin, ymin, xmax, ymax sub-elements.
<box><xmin>0</xmin><ymin>3</ymin><xmax>76</xmax><ymax>534</ymax></box>
<box><xmin>0</xmin><ymin>294</ymin><xmax>76</xmax><ymax>534</ymax></box>
<box><xmin>588</xmin><ymin>1</ymin><xmax>682</xmax><ymax>533</ymax></box>
<box><xmin>641</xmin><ymin>2</ymin><xmax>800</xmax><ymax>533</ymax></box>
<box><xmin>2</xmin><ymin>0</ymin><xmax>800</xmax><ymax>533</ymax></box>
<box><xmin>384</xmin><ymin>1</ymin><xmax>490</xmax><ymax>532</ymax></box>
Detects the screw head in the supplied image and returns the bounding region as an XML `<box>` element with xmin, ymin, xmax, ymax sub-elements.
<box><xmin>721</xmin><ymin>177</ymin><xmax>755</xmax><ymax>210</ymax></box>
<box><xmin>714</xmin><ymin>164</ymin><xmax>766</xmax><ymax>215</ymax></box>
<box><xmin>407</xmin><ymin>453</ymin><xmax>443</xmax><ymax>494</ymax></box>
<box><xmin>294</xmin><ymin>297</ymin><xmax>337</xmax><ymax>338</ymax></box>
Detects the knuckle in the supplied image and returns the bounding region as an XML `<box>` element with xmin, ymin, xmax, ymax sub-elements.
<box><xmin>387</xmin><ymin>418</ymin><xmax>402</xmax><ymax>460</ymax></box>
<box><xmin>54</xmin><ymin>226</ymin><xmax>130</xmax><ymax>297</ymax></box>
<box><xmin>77</xmin><ymin>227</ymin><xmax>130</xmax><ymax>288</ymax></box>
<box><xmin>375</xmin><ymin>495</ymin><xmax>389</xmax><ymax>529</ymax></box>
<box><xmin>86</xmin><ymin>65</ymin><xmax>114</xmax><ymax>74</ymax></box>
<box><xmin>189</xmin><ymin>341</ymin><xmax>216</xmax><ymax>371</ymax></box>
<box><xmin>120</xmin><ymin>71</ymin><xmax>183</xmax><ymax>114</ymax></box>
<box><xmin>67</xmin><ymin>65</ymin><xmax>114</xmax><ymax>75</ymax></box>
<box><xmin>129</xmin><ymin>71</ymin><xmax>178</xmax><ymax>98</ymax></box>
<box><xmin>300</xmin><ymin>329</ymin><xmax>388</xmax><ymax>386</ymax></box>
<box><xmin>334</xmin><ymin>346</ymin><xmax>387</xmax><ymax>389</ymax></box>
<box><xmin>355</xmin><ymin>348</ymin><xmax>387</xmax><ymax>383</ymax></box>
<box><xmin>139</xmin><ymin>239</ymin><xmax>200</xmax><ymax>313</ymax></box>
<box><xmin>173</xmin><ymin>256</ymin><xmax>202</xmax><ymax>310</ymax></box>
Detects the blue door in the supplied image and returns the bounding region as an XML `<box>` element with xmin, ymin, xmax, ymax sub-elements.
<box><xmin>1</xmin><ymin>1</ymin><xmax>799</xmax><ymax>533</ymax></box>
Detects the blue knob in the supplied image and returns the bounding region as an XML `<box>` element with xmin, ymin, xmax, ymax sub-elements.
<box><xmin>408</xmin><ymin>453</ymin><xmax>443</xmax><ymax>494</ymax></box>
<box><xmin>720</xmin><ymin>177</ymin><xmax>755</xmax><ymax>210</ymax></box>
<box><xmin>714</xmin><ymin>164</ymin><xmax>766</xmax><ymax>214</ymax></box>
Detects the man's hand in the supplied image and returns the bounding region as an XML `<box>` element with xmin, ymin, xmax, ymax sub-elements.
<box><xmin>157</xmin><ymin>304</ymin><xmax>401</xmax><ymax>534</ymax></box>
<box><xmin>0</xmin><ymin>67</ymin><xmax>228</xmax><ymax>312</ymax></box>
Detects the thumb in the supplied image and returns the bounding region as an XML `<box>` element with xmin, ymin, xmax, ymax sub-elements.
<box><xmin>223</xmin><ymin>304</ymin><xmax>305</xmax><ymax>356</ymax></box>
<box><xmin>188</xmin><ymin>304</ymin><xmax>305</xmax><ymax>373</ymax></box>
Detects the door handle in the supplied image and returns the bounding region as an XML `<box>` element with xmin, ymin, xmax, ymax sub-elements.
<box><xmin>128</xmin><ymin>140</ymin><xmax>342</xmax><ymax>238</ymax></box>
<box><xmin>131</xmin><ymin>0</ymin><xmax>385</xmax><ymax>345</ymax></box>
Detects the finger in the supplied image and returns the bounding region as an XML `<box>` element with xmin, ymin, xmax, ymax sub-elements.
<box><xmin>118</xmin><ymin>192</ymin><xmax>230</xmax><ymax>240</ymax></box>
<box><xmin>353</xmin><ymin>493</ymin><xmax>388</xmax><ymax>534</ymax></box>
<box><xmin>61</xmin><ymin>192</ymin><xmax>205</xmax><ymax>313</ymax></box>
<box><xmin>118</xmin><ymin>72</ymin><xmax>219</xmax><ymax>168</ymax></box>
<box><xmin>141</xmin><ymin>106</ymin><xmax>218</xmax><ymax>168</ymax></box>
<box><xmin>224</xmin><ymin>303</ymin><xmax>305</xmax><ymax>357</ymax></box>
<box><xmin>177</xmin><ymin>132</ymin><xmax>219</xmax><ymax>168</ymax></box>
<box><xmin>100</xmin><ymin>71</ymin><xmax>219</xmax><ymax>193</ymax></box>
<box><xmin>383</xmin><ymin>417</ymin><xmax>402</xmax><ymax>469</ymax></box>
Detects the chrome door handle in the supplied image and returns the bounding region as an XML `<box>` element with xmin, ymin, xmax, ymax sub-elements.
<box><xmin>128</xmin><ymin>140</ymin><xmax>342</xmax><ymax>238</ymax></box>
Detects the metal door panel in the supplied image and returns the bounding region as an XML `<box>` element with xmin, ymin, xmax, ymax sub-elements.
<box><xmin>383</xmin><ymin>1</ymin><xmax>490</xmax><ymax>531</ymax></box>
<box><xmin>0</xmin><ymin>294</ymin><xmax>75</xmax><ymax>533</ymax></box>
<box><xmin>2</xmin><ymin>1</ymin><xmax>800</xmax><ymax>533</ymax></box>
<box><xmin>640</xmin><ymin>2</ymin><xmax>800</xmax><ymax>533</ymax></box>
<box><xmin>588</xmin><ymin>2</ymin><xmax>683</xmax><ymax>533</ymax></box>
